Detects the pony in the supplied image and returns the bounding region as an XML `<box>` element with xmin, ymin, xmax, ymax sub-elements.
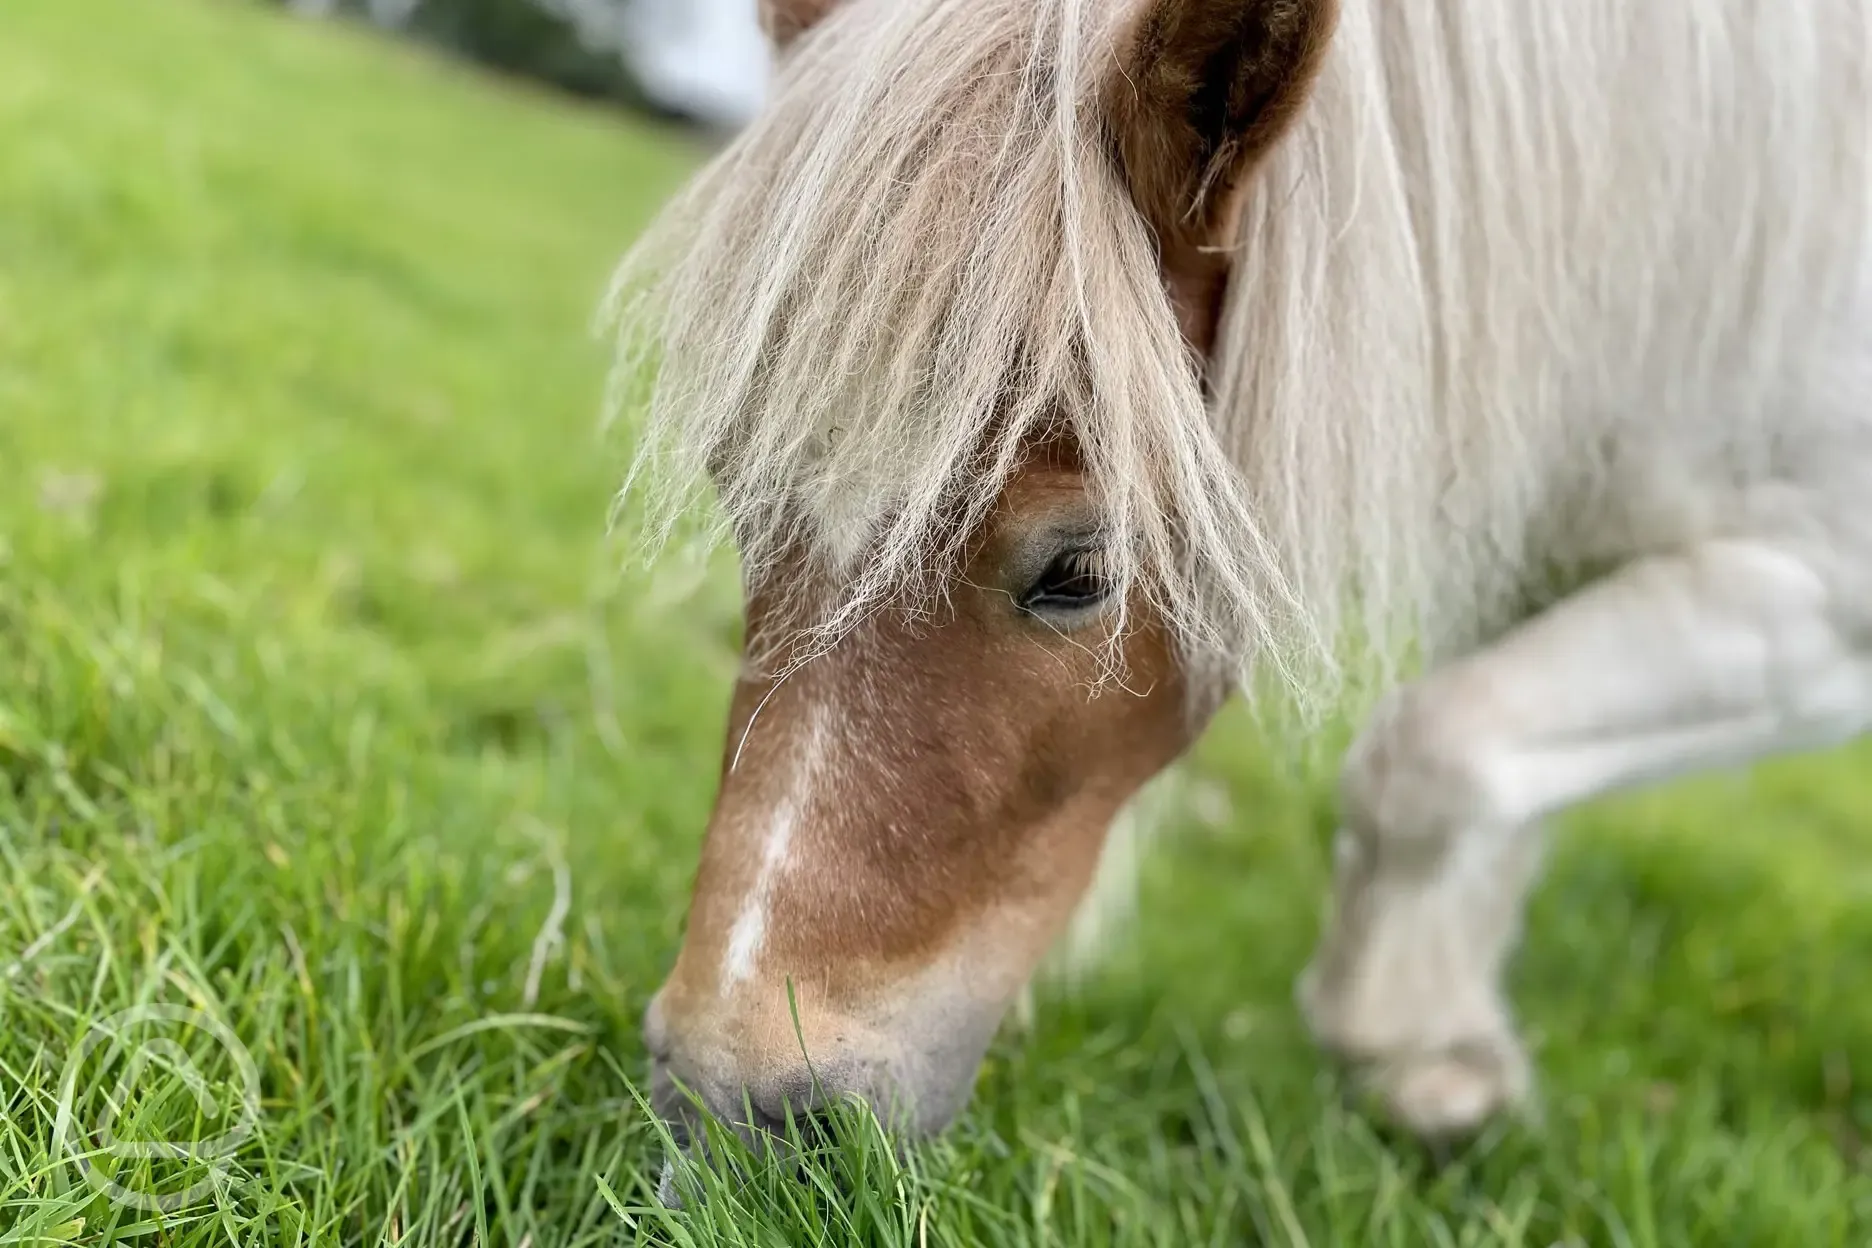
<box><xmin>606</xmin><ymin>0</ymin><xmax>1872</xmax><ymax>1169</ymax></box>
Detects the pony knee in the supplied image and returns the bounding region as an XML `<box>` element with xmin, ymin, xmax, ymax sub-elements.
<box><xmin>1339</xmin><ymin>681</ymin><xmax>1509</xmax><ymax>866</ymax></box>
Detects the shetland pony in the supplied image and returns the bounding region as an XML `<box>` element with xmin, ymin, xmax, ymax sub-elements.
<box><xmin>607</xmin><ymin>0</ymin><xmax>1872</xmax><ymax>1164</ymax></box>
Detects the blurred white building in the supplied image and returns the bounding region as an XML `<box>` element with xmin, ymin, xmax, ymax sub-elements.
<box><xmin>620</xmin><ymin>0</ymin><xmax>771</xmax><ymax>131</ymax></box>
<box><xmin>290</xmin><ymin>0</ymin><xmax>775</xmax><ymax>133</ymax></box>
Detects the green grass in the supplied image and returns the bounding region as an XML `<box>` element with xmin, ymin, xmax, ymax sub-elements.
<box><xmin>2</xmin><ymin>1</ymin><xmax>1870</xmax><ymax>1243</ymax></box>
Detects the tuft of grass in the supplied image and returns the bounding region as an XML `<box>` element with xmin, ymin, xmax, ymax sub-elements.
<box><xmin>1</xmin><ymin>1</ymin><xmax>1869</xmax><ymax>1243</ymax></box>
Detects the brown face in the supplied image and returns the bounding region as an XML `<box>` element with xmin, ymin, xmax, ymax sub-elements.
<box><xmin>643</xmin><ymin>452</ymin><xmax>1223</xmax><ymax>1148</ymax></box>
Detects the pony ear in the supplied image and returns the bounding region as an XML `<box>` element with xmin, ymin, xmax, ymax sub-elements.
<box><xmin>760</xmin><ymin>0</ymin><xmax>843</xmax><ymax>49</ymax></box>
<box><xmin>1104</xmin><ymin>0</ymin><xmax>1338</xmax><ymax>353</ymax></box>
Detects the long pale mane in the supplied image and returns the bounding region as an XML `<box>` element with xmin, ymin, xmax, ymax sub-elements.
<box><xmin>604</xmin><ymin>0</ymin><xmax>1317</xmax><ymax>694</ymax></box>
<box><xmin>607</xmin><ymin>0</ymin><xmax>1863</xmax><ymax>711</ymax></box>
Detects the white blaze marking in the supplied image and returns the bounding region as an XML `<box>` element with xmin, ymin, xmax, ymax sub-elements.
<box><xmin>721</xmin><ymin>703</ymin><xmax>829</xmax><ymax>986</ymax></box>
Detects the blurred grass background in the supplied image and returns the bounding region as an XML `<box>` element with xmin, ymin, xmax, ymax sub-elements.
<box><xmin>1</xmin><ymin>1</ymin><xmax>1870</xmax><ymax>1243</ymax></box>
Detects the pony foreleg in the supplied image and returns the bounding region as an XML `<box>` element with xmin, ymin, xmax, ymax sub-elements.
<box><xmin>1296</xmin><ymin>537</ymin><xmax>1872</xmax><ymax>1138</ymax></box>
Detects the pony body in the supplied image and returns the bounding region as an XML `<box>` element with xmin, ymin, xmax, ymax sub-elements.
<box><xmin>1219</xmin><ymin>0</ymin><xmax>1872</xmax><ymax>673</ymax></box>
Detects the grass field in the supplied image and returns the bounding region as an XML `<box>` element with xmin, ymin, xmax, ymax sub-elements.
<box><xmin>2</xmin><ymin>1</ymin><xmax>1871</xmax><ymax>1243</ymax></box>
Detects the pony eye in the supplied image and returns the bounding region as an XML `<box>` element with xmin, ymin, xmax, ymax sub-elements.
<box><xmin>1019</xmin><ymin>548</ymin><xmax>1112</xmax><ymax>616</ymax></box>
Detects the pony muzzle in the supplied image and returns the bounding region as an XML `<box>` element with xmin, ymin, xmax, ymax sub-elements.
<box><xmin>642</xmin><ymin>974</ymin><xmax>1011</xmax><ymax>1201</ymax></box>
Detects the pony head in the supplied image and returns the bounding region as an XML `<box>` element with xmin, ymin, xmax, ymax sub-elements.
<box><xmin>610</xmin><ymin>0</ymin><xmax>1338</xmax><ymax>1165</ymax></box>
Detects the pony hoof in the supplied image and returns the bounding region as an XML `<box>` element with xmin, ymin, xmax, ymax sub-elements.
<box><xmin>1361</xmin><ymin>1036</ymin><xmax>1531</xmax><ymax>1141</ymax></box>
